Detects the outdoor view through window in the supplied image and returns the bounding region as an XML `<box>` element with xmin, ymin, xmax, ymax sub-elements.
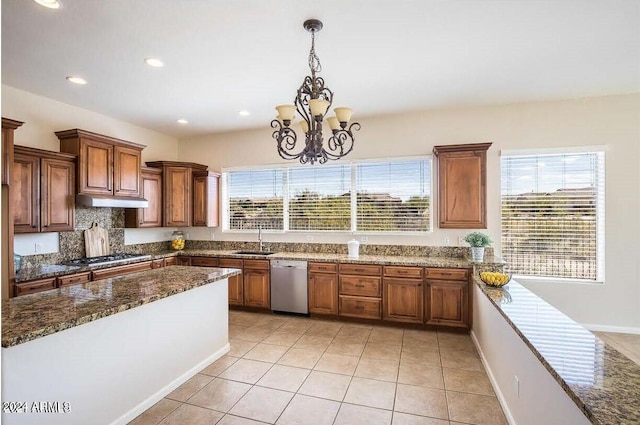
<box><xmin>501</xmin><ymin>151</ymin><xmax>605</xmax><ymax>280</ymax></box>
<box><xmin>224</xmin><ymin>159</ymin><xmax>431</xmax><ymax>233</ymax></box>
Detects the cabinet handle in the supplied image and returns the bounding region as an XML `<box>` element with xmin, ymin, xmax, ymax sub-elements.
<box><xmin>398</xmin><ymin>270</ymin><xmax>408</xmax><ymax>274</ymax></box>
<box><xmin>355</xmin><ymin>268</ymin><xmax>365</xmax><ymax>272</ymax></box>
<box><xmin>354</xmin><ymin>305</ymin><xmax>365</xmax><ymax>310</ymax></box>
<box><xmin>440</xmin><ymin>272</ymin><xmax>451</xmax><ymax>276</ymax></box>
<box><xmin>355</xmin><ymin>284</ymin><xmax>365</xmax><ymax>288</ymax></box>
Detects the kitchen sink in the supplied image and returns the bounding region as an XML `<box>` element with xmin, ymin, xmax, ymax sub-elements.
<box><xmin>233</xmin><ymin>251</ymin><xmax>275</xmax><ymax>256</ymax></box>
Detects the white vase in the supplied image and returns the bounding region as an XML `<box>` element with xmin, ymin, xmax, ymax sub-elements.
<box><xmin>471</xmin><ymin>247</ymin><xmax>485</xmax><ymax>262</ymax></box>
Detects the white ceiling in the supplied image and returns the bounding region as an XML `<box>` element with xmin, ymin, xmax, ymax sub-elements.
<box><xmin>2</xmin><ymin>0</ymin><xmax>639</xmax><ymax>139</ymax></box>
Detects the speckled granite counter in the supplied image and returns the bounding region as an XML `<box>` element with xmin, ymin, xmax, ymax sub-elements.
<box><xmin>14</xmin><ymin>249</ymin><xmax>503</xmax><ymax>282</ymax></box>
<box><xmin>476</xmin><ymin>277</ymin><xmax>640</xmax><ymax>425</ymax></box>
<box><xmin>2</xmin><ymin>266</ymin><xmax>241</xmax><ymax>348</ymax></box>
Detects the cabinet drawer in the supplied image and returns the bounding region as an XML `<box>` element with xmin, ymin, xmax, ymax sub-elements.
<box><xmin>91</xmin><ymin>261</ymin><xmax>152</xmax><ymax>280</ymax></box>
<box><xmin>243</xmin><ymin>259</ymin><xmax>269</xmax><ymax>270</ymax></box>
<box><xmin>58</xmin><ymin>272</ymin><xmax>92</xmax><ymax>287</ymax></box>
<box><xmin>164</xmin><ymin>257</ymin><xmax>177</xmax><ymax>266</ymax></box>
<box><xmin>339</xmin><ymin>275</ymin><xmax>381</xmax><ymax>297</ymax></box>
<box><xmin>384</xmin><ymin>266</ymin><xmax>423</xmax><ymax>278</ymax></box>
<box><xmin>219</xmin><ymin>258</ymin><xmax>243</xmax><ymax>268</ymax></box>
<box><xmin>339</xmin><ymin>264</ymin><xmax>382</xmax><ymax>276</ymax></box>
<box><xmin>151</xmin><ymin>259</ymin><xmax>165</xmax><ymax>269</ymax></box>
<box><xmin>339</xmin><ymin>295</ymin><xmax>381</xmax><ymax>319</ymax></box>
<box><xmin>190</xmin><ymin>256</ymin><xmax>219</xmax><ymax>267</ymax></box>
<box><xmin>176</xmin><ymin>257</ymin><xmax>191</xmax><ymax>266</ymax></box>
<box><xmin>15</xmin><ymin>278</ymin><xmax>57</xmax><ymax>296</ymax></box>
<box><xmin>424</xmin><ymin>268</ymin><xmax>469</xmax><ymax>281</ymax></box>
<box><xmin>309</xmin><ymin>262</ymin><xmax>338</xmax><ymax>273</ymax></box>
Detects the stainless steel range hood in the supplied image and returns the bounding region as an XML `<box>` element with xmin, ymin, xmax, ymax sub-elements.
<box><xmin>76</xmin><ymin>194</ymin><xmax>149</xmax><ymax>208</ymax></box>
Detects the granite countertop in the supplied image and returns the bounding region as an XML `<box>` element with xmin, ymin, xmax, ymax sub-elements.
<box><xmin>475</xmin><ymin>277</ymin><xmax>640</xmax><ymax>425</ymax></box>
<box><xmin>14</xmin><ymin>249</ymin><xmax>504</xmax><ymax>282</ymax></box>
<box><xmin>2</xmin><ymin>266</ymin><xmax>241</xmax><ymax>348</ymax></box>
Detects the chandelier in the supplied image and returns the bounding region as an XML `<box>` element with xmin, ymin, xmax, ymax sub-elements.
<box><xmin>271</xmin><ymin>19</ymin><xmax>361</xmax><ymax>165</ymax></box>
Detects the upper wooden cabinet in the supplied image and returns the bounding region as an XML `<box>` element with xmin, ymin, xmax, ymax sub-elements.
<box><xmin>193</xmin><ymin>171</ymin><xmax>220</xmax><ymax>227</ymax></box>
<box><xmin>433</xmin><ymin>142</ymin><xmax>492</xmax><ymax>229</ymax></box>
<box><xmin>12</xmin><ymin>146</ymin><xmax>75</xmax><ymax>233</ymax></box>
<box><xmin>56</xmin><ymin>129</ymin><xmax>145</xmax><ymax>198</ymax></box>
<box><xmin>124</xmin><ymin>167</ymin><xmax>162</xmax><ymax>228</ymax></box>
<box><xmin>145</xmin><ymin>161</ymin><xmax>208</xmax><ymax>227</ymax></box>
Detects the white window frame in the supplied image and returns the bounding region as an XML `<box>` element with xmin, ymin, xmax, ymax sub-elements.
<box><xmin>221</xmin><ymin>155</ymin><xmax>434</xmax><ymax>235</ymax></box>
<box><xmin>500</xmin><ymin>146</ymin><xmax>606</xmax><ymax>284</ymax></box>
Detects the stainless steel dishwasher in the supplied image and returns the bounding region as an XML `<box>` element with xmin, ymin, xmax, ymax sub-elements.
<box><xmin>270</xmin><ymin>260</ymin><xmax>309</xmax><ymax>315</ymax></box>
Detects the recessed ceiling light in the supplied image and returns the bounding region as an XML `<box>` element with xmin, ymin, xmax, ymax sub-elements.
<box><xmin>177</xmin><ymin>119</ymin><xmax>189</xmax><ymax>125</ymax></box>
<box><xmin>239</xmin><ymin>110</ymin><xmax>251</xmax><ymax>117</ymax></box>
<box><xmin>144</xmin><ymin>58</ymin><xmax>164</xmax><ymax>68</ymax></box>
<box><xmin>33</xmin><ymin>0</ymin><xmax>61</xmax><ymax>9</ymax></box>
<box><xmin>66</xmin><ymin>76</ymin><xmax>87</xmax><ymax>85</ymax></box>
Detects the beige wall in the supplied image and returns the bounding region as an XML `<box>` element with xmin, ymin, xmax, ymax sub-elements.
<box><xmin>2</xmin><ymin>85</ymin><xmax>180</xmax><ymax>252</ymax></box>
<box><xmin>178</xmin><ymin>94</ymin><xmax>640</xmax><ymax>330</ymax></box>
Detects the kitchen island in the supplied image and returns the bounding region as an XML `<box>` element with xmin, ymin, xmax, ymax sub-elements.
<box><xmin>2</xmin><ymin>265</ymin><xmax>240</xmax><ymax>425</ymax></box>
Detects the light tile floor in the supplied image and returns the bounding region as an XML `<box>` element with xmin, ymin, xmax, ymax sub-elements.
<box><xmin>594</xmin><ymin>331</ymin><xmax>640</xmax><ymax>366</ymax></box>
<box><xmin>129</xmin><ymin>311</ymin><xmax>508</xmax><ymax>425</ymax></box>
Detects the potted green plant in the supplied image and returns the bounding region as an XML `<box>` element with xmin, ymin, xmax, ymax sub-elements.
<box><xmin>463</xmin><ymin>232</ymin><xmax>492</xmax><ymax>262</ymax></box>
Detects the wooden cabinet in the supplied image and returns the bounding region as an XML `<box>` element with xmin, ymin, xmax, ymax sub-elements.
<box><xmin>243</xmin><ymin>259</ymin><xmax>270</xmax><ymax>308</ymax></box>
<box><xmin>58</xmin><ymin>272</ymin><xmax>91</xmax><ymax>287</ymax></box>
<box><xmin>125</xmin><ymin>167</ymin><xmax>162</xmax><ymax>228</ymax></box>
<box><xmin>14</xmin><ymin>277</ymin><xmax>56</xmax><ymax>296</ymax></box>
<box><xmin>193</xmin><ymin>171</ymin><xmax>220</xmax><ymax>227</ymax></box>
<box><xmin>308</xmin><ymin>262</ymin><xmax>338</xmax><ymax>315</ymax></box>
<box><xmin>176</xmin><ymin>256</ymin><xmax>192</xmax><ymax>266</ymax></box>
<box><xmin>433</xmin><ymin>143</ymin><xmax>491</xmax><ymax>229</ymax></box>
<box><xmin>220</xmin><ymin>258</ymin><xmax>244</xmax><ymax>306</ymax></box>
<box><xmin>12</xmin><ymin>146</ymin><xmax>75</xmax><ymax>233</ymax></box>
<box><xmin>425</xmin><ymin>267</ymin><xmax>470</xmax><ymax>329</ymax></box>
<box><xmin>151</xmin><ymin>259</ymin><xmax>165</xmax><ymax>269</ymax></box>
<box><xmin>91</xmin><ymin>261</ymin><xmax>152</xmax><ymax>280</ymax></box>
<box><xmin>164</xmin><ymin>257</ymin><xmax>177</xmax><ymax>266</ymax></box>
<box><xmin>57</xmin><ymin>129</ymin><xmax>145</xmax><ymax>198</ymax></box>
<box><xmin>190</xmin><ymin>256</ymin><xmax>219</xmax><ymax>267</ymax></box>
<box><xmin>338</xmin><ymin>263</ymin><xmax>382</xmax><ymax>319</ymax></box>
<box><xmin>383</xmin><ymin>266</ymin><xmax>424</xmax><ymax>323</ymax></box>
<box><xmin>146</xmin><ymin>161</ymin><xmax>208</xmax><ymax>227</ymax></box>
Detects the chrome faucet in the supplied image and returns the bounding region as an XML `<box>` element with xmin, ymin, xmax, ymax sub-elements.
<box><xmin>258</xmin><ymin>225</ymin><xmax>264</xmax><ymax>252</ymax></box>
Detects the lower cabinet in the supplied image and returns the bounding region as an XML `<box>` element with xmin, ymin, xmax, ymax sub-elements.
<box><xmin>14</xmin><ymin>277</ymin><xmax>56</xmax><ymax>296</ymax></box>
<box><xmin>219</xmin><ymin>258</ymin><xmax>244</xmax><ymax>306</ymax></box>
<box><xmin>243</xmin><ymin>260</ymin><xmax>270</xmax><ymax>308</ymax></box>
<box><xmin>308</xmin><ymin>262</ymin><xmax>338</xmax><ymax>315</ymax></box>
<box><xmin>57</xmin><ymin>271</ymin><xmax>91</xmax><ymax>287</ymax></box>
<box><xmin>91</xmin><ymin>261</ymin><xmax>153</xmax><ymax>280</ymax></box>
<box><xmin>383</xmin><ymin>278</ymin><xmax>424</xmax><ymax>323</ymax></box>
<box><xmin>190</xmin><ymin>256</ymin><xmax>219</xmax><ymax>267</ymax></box>
<box><xmin>338</xmin><ymin>263</ymin><xmax>382</xmax><ymax>319</ymax></box>
<box><xmin>164</xmin><ymin>256</ymin><xmax>177</xmax><ymax>266</ymax></box>
<box><xmin>425</xmin><ymin>269</ymin><xmax>470</xmax><ymax>329</ymax></box>
<box><xmin>176</xmin><ymin>256</ymin><xmax>192</xmax><ymax>266</ymax></box>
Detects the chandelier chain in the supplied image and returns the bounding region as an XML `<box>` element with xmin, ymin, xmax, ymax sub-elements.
<box><xmin>308</xmin><ymin>31</ymin><xmax>322</xmax><ymax>74</ymax></box>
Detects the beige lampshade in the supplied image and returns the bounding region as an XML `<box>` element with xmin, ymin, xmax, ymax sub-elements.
<box><xmin>299</xmin><ymin>120</ymin><xmax>309</xmax><ymax>133</ymax></box>
<box><xmin>334</xmin><ymin>107</ymin><xmax>353</xmax><ymax>123</ymax></box>
<box><xmin>327</xmin><ymin>116</ymin><xmax>340</xmax><ymax>130</ymax></box>
<box><xmin>276</xmin><ymin>105</ymin><xmax>296</xmax><ymax>121</ymax></box>
<box><xmin>309</xmin><ymin>99</ymin><xmax>330</xmax><ymax>117</ymax></box>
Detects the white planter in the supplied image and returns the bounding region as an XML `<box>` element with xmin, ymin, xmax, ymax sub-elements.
<box><xmin>471</xmin><ymin>246</ymin><xmax>485</xmax><ymax>262</ymax></box>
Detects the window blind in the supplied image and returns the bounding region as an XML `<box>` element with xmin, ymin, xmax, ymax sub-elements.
<box><xmin>288</xmin><ymin>165</ymin><xmax>351</xmax><ymax>231</ymax></box>
<box><xmin>501</xmin><ymin>151</ymin><xmax>605</xmax><ymax>280</ymax></box>
<box><xmin>226</xmin><ymin>169</ymin><xmax>284</xmax><ymax>230</ymax></box>
<box><xmin>356</xmin><ymin>159</ymin><xmax>431</xmax><ymax>232</ymax></box>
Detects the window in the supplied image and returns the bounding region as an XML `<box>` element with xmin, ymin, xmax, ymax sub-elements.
<box><xmin>223</xmin><ymin>157</ymin><xmax>432</xmax><ymax>233</ymax></box>
<box><xmin>225</xmin><ymin>168</ymin><xmax>284</xmax><ymax>230</ymax></box>
<box><xmin>501</xmin><ymin>150</ymin><xmax>605</xmax><ymax>281</ymax></box>
<box><xmin>288</xmin><ymin>165</ymin><xmax>351</xmax><ymax>231</ymax></box>
<box><xmin>356</xmin><ymin>160</ymin><xmax>431</xmax><ymax>232</ymax></box>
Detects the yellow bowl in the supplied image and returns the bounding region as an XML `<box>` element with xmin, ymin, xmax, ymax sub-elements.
<box><xmin>479</xmin><ymin>272</ymin><xmax>511</xmax><ymax>287</ymax></box>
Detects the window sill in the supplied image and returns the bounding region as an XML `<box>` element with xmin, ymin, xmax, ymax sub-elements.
<box><xmin>513</xmin><ymin>275</ymin><xmax>604</xmax><ymax>285</ymax></box>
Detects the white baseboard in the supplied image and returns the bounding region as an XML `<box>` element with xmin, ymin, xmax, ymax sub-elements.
<box><xmin>111</xmin><ymin>343</ymin><xmax>231</xmax><ymax>425</ymax></box>
<box><xmin>470</xmin><ymin>330</ymin><xmax>517</xmax><ymax>425</ymax></box>
<box><xmin>581</xmin><ymin>324</ymin><xmax>640</xmax><ymax>334</ymax></box>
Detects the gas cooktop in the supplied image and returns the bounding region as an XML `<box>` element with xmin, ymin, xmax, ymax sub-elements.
<box><xmin>63</xmin><ymin>253</ymin><xmax>152</xmax><ymax>267</ymax></box>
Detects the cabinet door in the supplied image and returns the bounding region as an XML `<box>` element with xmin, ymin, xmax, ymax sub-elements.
<box><xmin>176</xmin><ymin>256</ymin><xmax>191</xmax><ymax>266</ymax></box>
<box><xmin>244</xmin><ymin>269</ymin><xmax>270</xmax><ymax>308</ymax></box>
<box><xmin>309</xmin><ymin>272</ymin><xmax>338</xmax><ymax>314</ymax></box>
<box><xmin>58</xmin><ymin>272</ymin><xmax>91</xmax><ymax>287</ymax></box>
<box><xmin>191</xmin><ymin>257</ymin><xmax>219</xmax><ymax>267</ymax></box>
<box><xmin>383</xmin><ymin>278</ymin><xmax>424</xmax><ymax>323</ymax></box>
<box><xmin>12</xmin><ymin>153</ymin><xmax>39</xmax><ymax>233</ymax></box>
<box><xmin>125</xmin><ymin>167</ymin><xmax>162</xmax><ymax>228</ymax></box>
<box><xmin>425</xmin><ymin>279</ymin><xmax>469</xmax><ymax>328</ymax></box>
<box><xmin>164</xmin><ymin>257</ymin><xmax>178</xmax><ymax>266</ymax></box>
<box><xmin>14</xmin><ymin>277</ymin><xmax>56</xmax><ymax>296</ymax></box>
<box><xmin>79</xmin><ymin>139</ymin><xmax>113</xmax><ymax>195</ymax></box>
<box><xmin>164</xmin><ymin>166</ymin><xmax>191</xmax><ymax>227</ymax></box>
<box><xmin>41</xmin><ymin>158</ymin><xmax>75</xmax><ymax>232</ymax></box>
<box><xmin>193</xmin><ymin>172</ymin><xmax>219</xmax><ymax>227</ymax></box>
<box><xmin>220</xmin><ymin>258</ymin><xmax>244</xmax><ymax>306</ymax></box>
<box><xmin>91</xmin><ymin>261</ymin><xmax>153</xmax><ymax>280</ymax></box>
<box><xmin>114</xmin><ymin>145</ymin><xmax>142</xmax><ymax>197</ymax></box>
